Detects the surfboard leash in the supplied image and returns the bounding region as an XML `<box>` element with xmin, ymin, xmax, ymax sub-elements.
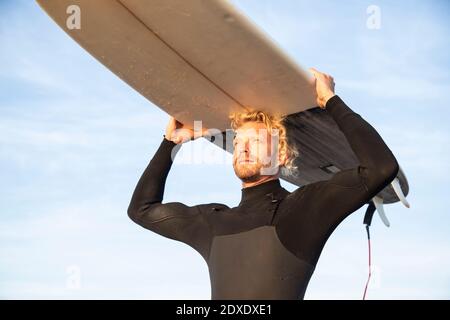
<box><xmin>362</xmin><ymin>201</ymin><xmax>376</xmax><ymax>300</ymax></box>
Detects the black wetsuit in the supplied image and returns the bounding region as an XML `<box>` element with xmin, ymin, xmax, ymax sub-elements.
<box><xmin>127</xmin><ymin>95</ymin><xmax>399</xmax><ymax>299</ymax></box>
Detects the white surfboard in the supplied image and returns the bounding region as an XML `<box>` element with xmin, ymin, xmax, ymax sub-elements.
<box><xmin>36</xmin><ymin>0</ymin><xmax>410</xmax><ymax>225</ymax></box>
<box><xmin>36</xmin><ymin>0</ymin><xmax>317</xmax><ymax>130</ymax></box>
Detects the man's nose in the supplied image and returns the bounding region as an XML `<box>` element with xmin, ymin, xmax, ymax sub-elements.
<box><xmin>241</xmin><ymin>140</ymin><xmax>251</xmax><ymax>155</ymax></box>
<box><xmin>235</xmin><ymin>141</ymin><xmax>249</xmax><ymax>158</ymax></box>
<box><xmin>244</xmin><ymin>140</ymin><xmax>250</xmax><ymax>152</ymax></box>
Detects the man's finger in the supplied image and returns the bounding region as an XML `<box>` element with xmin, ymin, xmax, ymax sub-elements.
<box><xmin>171</xmin><ymin>116</ymin><xmax>180</xmax><ymax>128</ymax></box>
<box><xmin>309</xmin><ymin>67</ymin><xmax>321</xmax><ymax>76</ymax></box>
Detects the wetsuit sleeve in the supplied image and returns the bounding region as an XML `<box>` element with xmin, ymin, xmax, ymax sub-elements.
<box><xmin>291</xmin><ymin>95</ymin><xmax>399</xmax><ymax>237</ymax></box>
<box><xmin>127</xmin><ymin>137</ymin><xmax>212</xmax><ymax>256</ymax></box>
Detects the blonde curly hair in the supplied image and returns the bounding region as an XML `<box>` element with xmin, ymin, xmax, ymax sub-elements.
<box><xmin>229</xmin><ymin>110</ymin><xmax>299</xmax><ymax>177</ymax></box>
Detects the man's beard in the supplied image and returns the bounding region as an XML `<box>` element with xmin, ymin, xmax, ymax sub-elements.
<box><xmin>233</xmin><ymin>161</ymin><xmax>263</xmax><ymax>183</ymax></box>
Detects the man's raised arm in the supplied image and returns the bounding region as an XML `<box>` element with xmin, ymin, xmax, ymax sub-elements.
<box><xmin>127</xmin><ymin>117</ymin><xmax>214</xmax><ymax>256</ymax></box>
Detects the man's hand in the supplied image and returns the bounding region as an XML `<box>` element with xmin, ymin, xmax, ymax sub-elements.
<box><xmin>165</xmin><ymin>116</ymin><xmax>209</xmax><ymax>144</ymax></box>
<box><xmin>309</xmin><ymin>67</ymin><xmax>336</xmax><ymax>109</ymax></box>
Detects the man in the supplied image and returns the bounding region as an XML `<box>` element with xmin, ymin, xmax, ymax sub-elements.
<box><xmin>127</xmin><ymin>68</ymin><xmax>399</xmax><ymax>299</ymax></box>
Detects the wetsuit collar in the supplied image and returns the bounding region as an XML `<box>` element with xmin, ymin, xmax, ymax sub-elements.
<box><xmin>240</xmin><ymin>178</ymin><xmax>283</xmax><ymax>204</ymax></box>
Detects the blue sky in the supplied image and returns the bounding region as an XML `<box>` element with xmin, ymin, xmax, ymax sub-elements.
<box><xmin>1</xmin><ymin>0</ymin><xmax>449</xmax><ymax>299</ymax></box>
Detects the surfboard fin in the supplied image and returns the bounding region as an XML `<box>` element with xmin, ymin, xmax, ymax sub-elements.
<box><xmin>372</xmin><ymin>196</ymin><xmax>390</xmax><ymax>227</ymax></box>
<box><xmin>391</xmin><ymin>177</ymin><xmax>410</xmax><ymax>208</ymax></box>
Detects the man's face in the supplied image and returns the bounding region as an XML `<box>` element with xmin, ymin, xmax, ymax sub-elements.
<box><xmin>232</xmin><ymin>122</ymin><xmax>281</xmax><ymax>183</ymax></box>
